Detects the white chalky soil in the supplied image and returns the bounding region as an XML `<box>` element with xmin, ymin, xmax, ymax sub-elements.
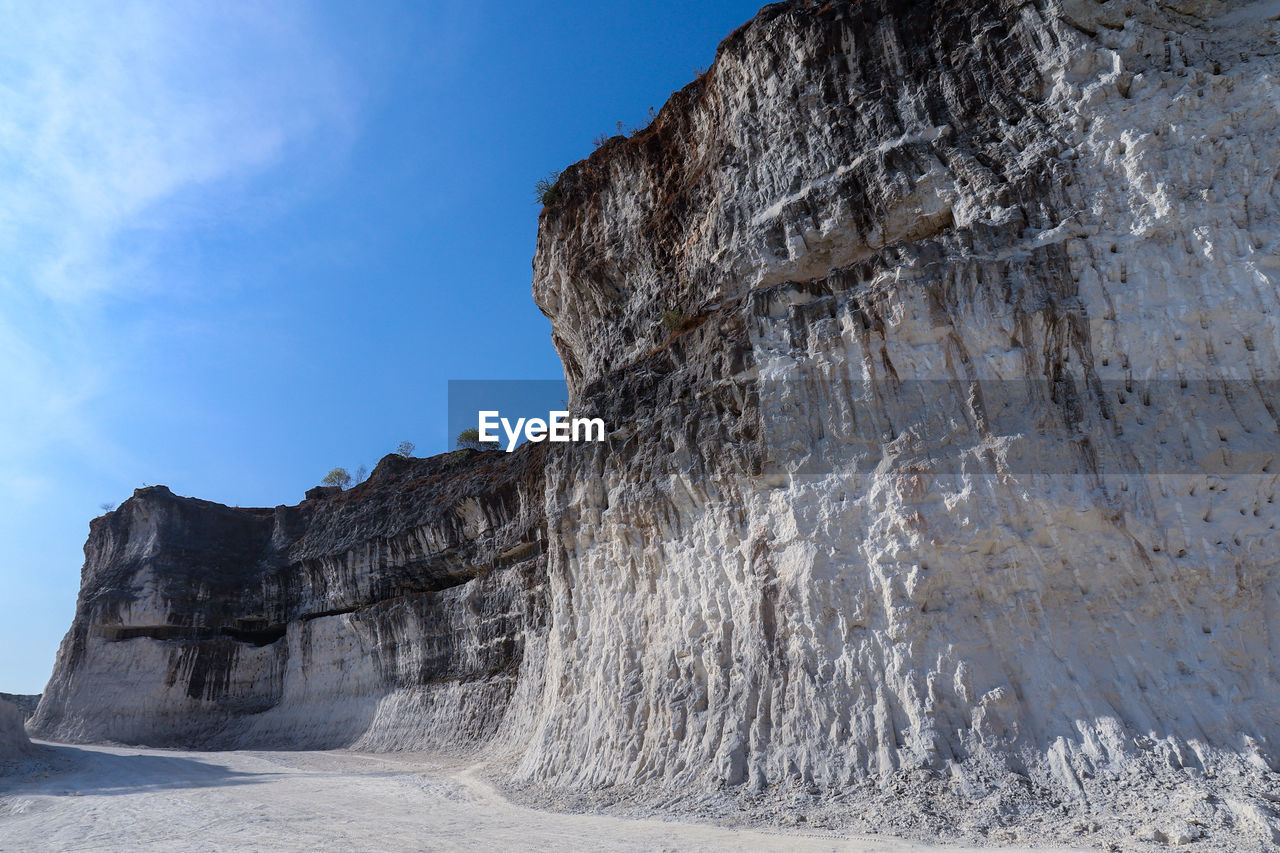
<box><xmin>0</xmin><ymin>742</ymin><xmax>1088</xmax><ymax>852</ymax></box>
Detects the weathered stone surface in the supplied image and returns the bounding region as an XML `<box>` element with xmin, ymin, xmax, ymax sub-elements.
<box><xmin>30</xmin><ymin>0</ymin><xmax>1280</xmax><ymax>847</ymax></box>
<box><xmin>31</xmin><ymin>448</ymin><xmax>547</xmax><ymax>749</ymax></box>
<box><xmin>524</xmin><ymin>0</ymin><xmax>1280</xmax><ymax>843</ymax></box>
<box><xmin>0</xmin><ymin>700</ymin><xmax>32</xmax><ymax>761</ymax></box>
<box><xmin>0</xmin><ymin>695</ymin><xmax>40</xmax><ymax>722</ymax></box>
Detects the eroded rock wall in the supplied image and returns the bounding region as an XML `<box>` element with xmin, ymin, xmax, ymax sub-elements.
<box><xmin>517</xmin><ymin>0</ymin><xmax>1280</xmax><ymax>842</ymax></box>
<box><xmin>0</xmin><ymin>700</ymin><xmax>32</xmax><ymax>762</ymax></box>
<box><xmin>0</xmin><ymin>695</ymin><xmax>40</xmax><ymax>722</ymax></box>
<box><xmin>31</xmin><ymin>449</ymin><xmax>548</xmax><ymax>750</ymax></box>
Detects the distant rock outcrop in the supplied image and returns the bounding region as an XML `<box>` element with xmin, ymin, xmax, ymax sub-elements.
<box><xmin>31</xmin><ymin>0</ymin><xmax>1280</xmax><ymax>847</ymax></box>
<box><xmin>0</xmin><ymin>694</ymin><xmax>40</xmax><ymax>721</ymax></box>
<box><xmin>0</xmin><ymin>699</ymin><xmax>32</xmax><ymax>760</ymax></box>
<box><xmin>30</xmin><ymin>450</ymin><xmax>546</xmax><ymax>750</ymax></box>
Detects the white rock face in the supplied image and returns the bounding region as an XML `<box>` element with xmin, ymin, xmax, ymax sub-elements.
<box><xmin>517</xmin><ymin>0</ymin><xmax>1280</xmax><ymax>844</ymax></box>
<box><xmin>0</xmin><ymin>700</ymin><xmax>32</xmax><ymax>761</ymax></box>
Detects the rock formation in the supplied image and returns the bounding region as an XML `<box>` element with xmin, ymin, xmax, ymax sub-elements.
<box><xmin>31</xmin><ymin>450</ymin><xmax>546</xmax><ymax>749</ymax></box>
<box><xmin>31</xmin><ymin>0</ymin><xmax>1280</xmax><ymax>847</ymax></box>
<box><xmin>0</xmin><ymin>695</ymin><xmax>40</xmax><ymax>722</ymax></box>
<box><xmin>0</xmin><ymin>700</ymin><xmax>32</xmax><ymax>761</ymax></box>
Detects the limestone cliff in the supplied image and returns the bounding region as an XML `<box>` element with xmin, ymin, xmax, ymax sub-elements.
<box><xmin>0</xmin><ymin>700</ymin><xmax>32</xmax><ymax>762</ymax></box>
<box><xmin>31</xmin><ymin>449</ymin><xmax>547</xmax><ymax>749</ymax></box>
<box><xmin>32</xmin><ymin>0</ymin><xmax>1280</xmax><ymax>847</ymax></box>
<box><xmin>0</xmin><ymin>695</ymin><xmax>40</xmax><ymax>722</ymax></box>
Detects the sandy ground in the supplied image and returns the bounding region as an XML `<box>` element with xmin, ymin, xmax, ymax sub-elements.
<box><xmin>0</xmin><ymin>742</ymin><xmax>1092</xmax><ymax>852</ymax></box>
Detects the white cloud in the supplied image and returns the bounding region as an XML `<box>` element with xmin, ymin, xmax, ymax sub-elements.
<box><xmin>0</xmin><ymin>0</ymin><xmax>356</xmax><ymax>302</ymax></box>
<box><xmin>0</xmin><ymin>0</ymin><xmax>357</xmax><ymax>479</ymax></box>
<box><xmin>0</xmin><ymin>0</ymin><xmax>377</xmax><ymax>701</ymax></box>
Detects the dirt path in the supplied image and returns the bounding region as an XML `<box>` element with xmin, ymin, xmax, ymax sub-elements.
<box><xmin>0</xmin><ymin>742</ymin><xmax>1083</xmax><ymax>852</ymax></box>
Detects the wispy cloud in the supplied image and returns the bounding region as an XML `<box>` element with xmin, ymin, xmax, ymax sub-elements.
<box><xmin>0</xmin><ymin>0</ymin><xmax>357</xmax><ymax>480</ymax></box>
<box><xmin>0</xmin><ymin>0</ymin><xmax>356</xmax><ymax>302</ymax></box>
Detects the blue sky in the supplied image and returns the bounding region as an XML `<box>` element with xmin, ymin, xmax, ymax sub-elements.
<box><xmin>0</xmin><ymin>0</ymin><xmax>765</xmax><ymax>694</ymax></box>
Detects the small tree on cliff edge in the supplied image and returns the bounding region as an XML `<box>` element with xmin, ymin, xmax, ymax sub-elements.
<box><xmin>322</xmin><ymin>467</ymin><xmax>351</xmax><ymax>489</ymax></box>
<box><xmin>456</xmin><ymin>428</ymin><xmax>490</xmax><ymax>451</ymax></box>
<box><xmin>395</xmin><ymin>440</ymin><xmax>415</xmax><ymax>458</ymax></box>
